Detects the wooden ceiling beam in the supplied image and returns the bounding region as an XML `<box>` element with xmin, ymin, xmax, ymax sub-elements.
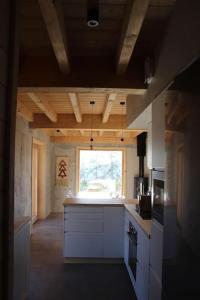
<box><xmin>116</xmin><ymin>0</ymin><xmax>149</xmax><ymax>75</ymax></box>
<box><xmin>19</xmin><ymin>56</ymin><xmax>145</xmax><ymax>90</ymax></box>
<box><xmin>99</xmin><ymin>130</ymin><xmax>103</xmax><ymax>137</ymax></box>
<box><xmin>17</xmin><ymin>101</ymin><xmax>34</xmax><ymax>122</ymax></box>
<box><xmin>50</xmin><ymin>136</ymin><xmax>136</xmax><ymax>145</ymax></box>
<box><xmin>102</xmin><ymin>94</ymin><xmax>117</xmax><ymax>123</ymax></box>
<box><xmin>80</xmin><ymin>130</ymin><xmax>85</xmax><ymax>136</ymax></box>
<box><xmin>68</xmin><ymin>93</ymin><xmax>82</xmax><ymax>123</ymax></box>
<box><xmin>30</xmin><ymin>113</ymin><xmax>127</xmax><ymax>130</ymax></box>
<box><xmin>58</xmin><ymin>129</ymin><xmax>66</xmax><ymax>136</ymax></box>
<box><xmin>38</xmin><ymin>0</ymin><xmax>70</xmax><ymax>73</ymax></box>
<box><xmin>19</xmin><ymin>87</ymin><xmax>146</xmax><ymax>96</ymax></box>
<box><xmin>27</xmin><ymin>92</ymin><xmax>57</xmax><ymax>122</ymax></box>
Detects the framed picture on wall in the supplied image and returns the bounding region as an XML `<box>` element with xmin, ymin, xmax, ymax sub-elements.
<box><xmin>56</xmin><ymin>156</ymin><xmax>68</xmax><ymax>186</ymax></box>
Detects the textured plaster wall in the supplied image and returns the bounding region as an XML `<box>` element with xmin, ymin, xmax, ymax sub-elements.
<box><xmin>14</xmin><ymin>115</ymin><xmax>52</xmax><ymax>219</ymax></box>
<box><xmin>51</xmin><ymin>144</ymin><xmax>149</xmax><ymax>212</ymax></box>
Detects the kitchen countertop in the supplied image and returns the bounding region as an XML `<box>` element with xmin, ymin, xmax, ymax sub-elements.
<box><xmin>63</xmin><ymin>197</ymin><xmax>138</xmax><ymax>206</ymax></box>
<box><xmin>125</xmin><ymin>204</ymin><xmax>152</xmax><ymax>238</ymax></box>
<box><xmin>63</xmin><ymin>197</ymin><xmax>152</xmax><ymax>237</ymax></box>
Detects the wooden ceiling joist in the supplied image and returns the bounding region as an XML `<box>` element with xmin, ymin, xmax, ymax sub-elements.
<box><xmin>102</xmin><ymin>94</ymin><xmax>117</xmax><ymax>123</ymax></box>
<box><xmin>30</xmin><ymin>114</ymin><xmax>127</xmax><ymax>130</ymax></box>
<box><xmin>38</xmin><ymin>0</ymin><xmax>70</xmax><ymax>73</ymax></box>
<box><xmin>27</xmin><ymin>92</ymin><xmax>57</xmax><ymax>122</ymax></box>
<box><xmin>80</xmin><ymin>130</ymin><xmax>85</xmax><ymax>136</ymax></box>
<box><xmin>50</xmin><ymin>136</ymin><xmax>136</xmax><ymax>145</ymax></box>
<box><xmin>116</xmin><ymin>0</ymin><xmax>149</xmax><ymax>75</ymax></box>
<box><xmin>99</xmin><ymin>130</ymin><xmax>103</xmax><ymax>137</ymax></box>
<box><xmin>68</xmin><ymin>93</ymin><xmax>82</xmax><ymax>123</ymax></box>
<box><xmin>17</xmin><ymin>101</ymin><xmax>34</xmax><ymax>122</ymax></box>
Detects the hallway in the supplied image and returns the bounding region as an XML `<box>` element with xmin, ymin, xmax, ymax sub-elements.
<box><xmin>30</xmin><ymin>213</ymin><xmax>136</xmax><ymax>300</ymax></box>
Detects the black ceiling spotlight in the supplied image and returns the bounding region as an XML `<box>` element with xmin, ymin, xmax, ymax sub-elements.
<box><xmin>87</xmin><ymin>1</ymin><xmax>99</xmax><ymax>28</ymax></box>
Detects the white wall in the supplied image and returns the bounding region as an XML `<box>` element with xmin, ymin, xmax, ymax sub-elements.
<box><xmin>51</xmin><ymin>144</ymin><xmax>149</xmax><ymax>212</ymax></box>
<box><xmin>14</xmin><ymin>115</ymin><xmax>52</xmax><ymax>220</ymax></box>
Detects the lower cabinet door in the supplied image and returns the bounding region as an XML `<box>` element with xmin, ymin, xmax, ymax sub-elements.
<box><xmin>64</xmin><ymin>232</ymin><xmax>104</xmax><ymax>258</ymax></box>
<box><xmin>149</xmin><ymin>267</ymin><xmax>162</xmax><ymax>300</ymax></box>
<box><xmin>135</xmin><ymin>263</ymin><xmax>149</xmax><ymax>300</ymax></box>
<box><xmin>103</xmin><ymin>207</ymin><xmax>124</xmax><ymax>258</ymax></box>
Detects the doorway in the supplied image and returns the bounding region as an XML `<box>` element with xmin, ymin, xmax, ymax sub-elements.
<box><xmin>31</xmin><ymin>138</ymin><xmax>46</xmax><ymax>222</ymax></box>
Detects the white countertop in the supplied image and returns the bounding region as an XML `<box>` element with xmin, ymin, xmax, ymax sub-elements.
<box><xmin>124</xmin><ymin>204</ymin><xmax>152</xmax><ymax>238</ymax></box>
<box><xmin>63</xmin><ymin>197</ymin><xmax>137</xmax><ymax>206</ymax></box>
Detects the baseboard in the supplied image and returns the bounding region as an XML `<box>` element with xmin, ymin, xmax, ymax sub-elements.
<box><xmin>64</xmin><ymin>258</ymin><xmax>124</xmax><ymax>264</ymax></box>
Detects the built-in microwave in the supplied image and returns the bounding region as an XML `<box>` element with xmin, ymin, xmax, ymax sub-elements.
<box><xmin>152</xmin><ymin>169</ymin><xmax>164</xmax><ymax>225</ymax></box>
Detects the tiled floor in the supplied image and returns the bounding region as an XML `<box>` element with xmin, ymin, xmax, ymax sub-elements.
<box><xmin>30</xmin><ymin>213</ymin><xmax>136</xmax><ymax>300</ymax></box>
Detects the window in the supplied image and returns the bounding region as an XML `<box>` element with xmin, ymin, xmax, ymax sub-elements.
<box><xmin>77</xmin><ymin>148</ymin><xmax>125</xmax><ymax>198</ymax></box>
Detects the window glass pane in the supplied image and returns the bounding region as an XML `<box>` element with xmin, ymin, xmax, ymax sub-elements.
<box><xmin>79</xmin><ymin>150</ymin><xmax>123</xmax><ymax>198</ymax></box>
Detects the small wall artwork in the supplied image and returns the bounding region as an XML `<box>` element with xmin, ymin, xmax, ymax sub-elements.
<box><xmin>56</xmin><ymin>156</ymin><xmax>68</xmax><ymax>186</ymax></box>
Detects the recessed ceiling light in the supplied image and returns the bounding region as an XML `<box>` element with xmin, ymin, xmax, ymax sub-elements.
<box><xmin>87</xmin><ymin>8</ymin><xmax>99</xmax><ymax>27</ymax></box>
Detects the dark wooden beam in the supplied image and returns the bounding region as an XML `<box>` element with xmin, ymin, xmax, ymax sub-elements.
<box><xmin>116</xmin><ymin>0</ymin><xmax>149</xmax><ymax>75</ymax></box>
<box><xmin>19</xmin><ymin>56</ymin><xmax>145</xmax><ymax>91</ymax></box>
<box><xmin>38</xmin><ymin>0</ymin><xmax>70</xmax><ymax>73</ymax></box>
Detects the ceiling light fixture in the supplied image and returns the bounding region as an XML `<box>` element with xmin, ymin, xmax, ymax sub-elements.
<box><xmin>87</xmin><ymin>7</ymin><xmax>99</xmax><ymax>27</ymax></box>
<box><xmin>90</xmin><ymin>101</ymin><xmax>95</xmax><ymax>150</ymax></box>
<box><xmin>120</xmin><ymin>101</ymin><xmax>125</xmax><ymax>142</ymax></box>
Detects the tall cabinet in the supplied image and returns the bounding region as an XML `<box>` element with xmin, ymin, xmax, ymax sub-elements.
<box><xmin>147</xmin><ymin>96</ymin><xmax>165</xmax><ymax>170</ymax></box>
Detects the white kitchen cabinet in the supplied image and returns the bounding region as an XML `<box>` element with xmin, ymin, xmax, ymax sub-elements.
<box><xmin>103</xmin><ymin>207</ymin><xmax>124</xmax><ymax>258</ymax></box>
<box><xmin>149</xmin><ymin>267</ymin><xmax>162</xmax><ymax>300</ymax></box>
<box><xmin>64</xmin><ymin>205</ymin><xmax>124</xmax><ymax>258</ymax></box>
<box><xmin>64</xmin><ymin>206</ymin><xmax>104</xmax><ymax>258</ymax></box>
<box><xmin>148</xmin><ymin>219</ymin><xmax>163</xmax><ymax>300</ymax></box>
<box><xmin>137</xmin><ymin>228</ymin><xmax>150</xmax><ymax>270</ymax></box>
<box><xmin>124</xmin><ymin>210</ymin><xmax>150</xmax><ymax>300</ymax></box>
<box><xmin>136</xmin><ymin>262</ymin><xmax>149</xmax><ymax>300</ymax></box>
<box><xmin>65</xmin><ymin>206</ymin><xmax>104</xmax><ymax>213</ymax></box>
<box><xmin>64</xmin><ymin>232</ymin><xmax>104</xmax><ymax>257</ymax></box>
<box><xmin>64</xmin><ymin>219</ymin><xmax>104</xmax><ymax>233</ymax></box>
<box><xmin>150</xmin><ymin>219</ymin><xmax>163</xmax><ymax>279</ymax></box>
<box><xmin>147</xmin><ymin>96</ymin><xmax>165</xmax><ymax>169</ymax></box>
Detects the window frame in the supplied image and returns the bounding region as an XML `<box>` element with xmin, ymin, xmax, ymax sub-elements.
<box><xmin>76</xmin><ymin>147</ymin><xmax>126</xmax><ymax>197</ymax></box>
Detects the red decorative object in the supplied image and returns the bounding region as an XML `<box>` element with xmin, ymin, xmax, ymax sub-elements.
<box><xmin>56</xmin><ymin>156</ymin><xmax>68</xmax><ymax>186</ymax></box>
<box><xmin>58</xmin><ymin>160</ymin><xmax>67</xmax><ymax>178</ymax></box>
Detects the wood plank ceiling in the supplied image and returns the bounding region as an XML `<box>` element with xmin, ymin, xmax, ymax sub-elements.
<box><xmin>18</xmin><ymin>0</ymin><xmax>176</xmax><ymax>145</ymax></box>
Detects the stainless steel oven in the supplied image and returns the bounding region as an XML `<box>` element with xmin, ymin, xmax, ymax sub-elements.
<box><xmin>127</xmin><ymin>221</ymin><xmax>138</xmax><ymax>280</ymax></box>
<box><xmin>152</xmin><ymin>169</ymin><xmax>164</xmax><ymax>225</ymax></box>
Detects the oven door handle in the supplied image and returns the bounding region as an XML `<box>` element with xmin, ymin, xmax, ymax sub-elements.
<box><xmin>127</xmin><ymin>231</ymin><xmax>137</xmax><ymax>244</ymax></box>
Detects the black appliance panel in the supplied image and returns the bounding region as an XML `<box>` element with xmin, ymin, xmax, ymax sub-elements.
<box><xmin>128</xmin><ymin>222</ymin><xmax>137</xmax><ymax>280</ymax></box>
<box><xmin>152</xmin><ymin>170</ymin><xmax>164</xmax><ymax>225</ymax></box>
<box><xmin>137</xmin><ymin>132</ymin><xmax>147</xmax><ymax>157</ymax></box>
